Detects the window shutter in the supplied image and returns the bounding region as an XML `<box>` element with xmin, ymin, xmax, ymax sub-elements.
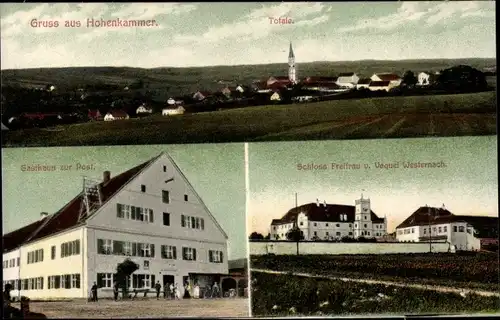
<box><xmin>117</xmin><ymin>204</ymin><xmax>123</xmax><ymax>218</ymax></box>
<box><xmin>97</xmin><ymin>239</ymin><xmax>104</xmax><ymax>254</ymax></box>
<box><xmin>201</xmin><ymin>219</ymin><xmax>204</xmax><ymax>230</ymax></box>
<box><xmin>193</xmin><ymin>248</ymin><xmax>197</xmax><ymax>261</ymax></box>
<box><xmin>220</xmin><ymin>252</ymin><xmax>223</xmax><ymax>263</ymax></box>
<box><xmin>209</xmin><ymin>250</ymin><xmax>213</xmax><ymax>262</ymax></box>
<box><xmin>191</xmin><ymin>217</ymin><xmax>196</xmax><ymax>228</ymax></box>
<box><xmin>132</xmin><ymin>242</ymin><xmax>137</xmax><ymax>256</ymax></box>
<box><xmin>150</xmin><ymin>244</ymin><xmax>155</xmax><ymax>258</ymax></box>
<box><xmin>173</xmin><ymin>246</ymin><xmax>177</xmax><ymax>259</ymax></box>
<box><xmin>75</xmin><ymin>240</ymin><xmax>80</xmax><ymax>255</ymax></box>
<box><xmin>151</xmin><ymin>275</ymin><xmax>155</xmax><ymax>288</ymax></box>
<box><xmin>149</xmin><ymin>209</ymin><xmax>154</xmax><ymax>223</ymax></box>
<box><xmin>97</xmin><ymin>273</ymin><xmax>103</xmax><ymax>288</ymax></box>
<box><xmin>181</xmin><ymin>215</ymin><xmax>185</xmax><ymax>227</ymax></box>
<box><xmin>55</xmin><ymin>276</ymin><xmax>60</xmax><ymax>289</ymax></box>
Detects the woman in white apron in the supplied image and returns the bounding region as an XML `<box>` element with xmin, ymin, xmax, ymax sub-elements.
<box><xmin>193</xmin><ymin>283</ymin><xmax>200</xmax><ymax>299</ymax></box>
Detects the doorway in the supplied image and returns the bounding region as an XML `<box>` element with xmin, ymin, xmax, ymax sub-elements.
<box><xmin>163</xmin><ymin>274</ymin><xmax>174</xmax><ymax>286</ymax></box>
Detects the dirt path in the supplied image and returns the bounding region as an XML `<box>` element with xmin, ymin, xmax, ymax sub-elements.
<box><xmin>251</xmin><ymin>268</ymin><xmax>500</xmax><ymax>298</ymax></box>
<box><xmin>12</xmin><ymin>297</ymin><xmax>250</xmax><ymax>318</ymax></box>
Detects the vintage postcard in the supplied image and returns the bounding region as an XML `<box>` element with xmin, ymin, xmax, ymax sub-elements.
<box><xmin>2</xmin><ymin>143</ymin><xmax>249</xmax><ymax>318</ymax></box>
<box><xmin>0</xmin><ymin>2</ymin><xmax>496</xmax><ymax>147</ymax></box>
<box><xmin>247</xmin><ymin>136</ymin><xmax>498</xmax><ymax>316</ymax></box>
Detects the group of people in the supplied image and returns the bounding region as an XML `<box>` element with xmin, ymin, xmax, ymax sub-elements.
<box><xmin>88</xmin><ymin>280</ymin><xmax>222</xmax><ymax>301</ymax></box>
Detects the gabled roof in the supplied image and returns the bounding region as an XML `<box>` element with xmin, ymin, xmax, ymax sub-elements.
<box><xmin>369</xmin><ymin>81</ymin><xmax>391</xmax><ymax>87</ymax></box>
<box><xmin>338</xmin><ymin>72</ymin><xmax>355</xmax><ymax>77</ymax></box>
<box><xmin>2</xmin><ymin>157</ymin><xmax>157</xmax><ymax>253</ymax></box>
<box><xmin>106</xmin><ymin>110</ymin><xmax>129</xmax><ymax>117</ymax></box>
<box><xmin>271</xmin><ymin>202</ymin><xmax>385</xmax><ymax>225</ymax></box>
<box><xmin>374</xmin><ymin>73</ymin><xmax>401</xmax><ymax>81</ymax></box>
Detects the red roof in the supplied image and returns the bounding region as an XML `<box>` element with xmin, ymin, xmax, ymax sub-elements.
<box><xmin>369</xmin><ymin>81</ymin><xmax>391</xmax><ymax>87</ymax></box>
<box><xmin>375</xmin><ymin>74</ymin><xmax>401</xmax><ymax>81</ymax></box>
<box><xmin>271</xmin><ymin>203</ymin><xmax>385</xmax><ymax>225</ymax></box>
<box><xmin>2</xmin><ymin>156</ymin><xmax>159</xmax><ymax>253</ymax></box>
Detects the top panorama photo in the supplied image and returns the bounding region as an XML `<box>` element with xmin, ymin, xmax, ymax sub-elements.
<box><xmin>0</xmin><ymin>2</ymin><xmax>496</xmax><ymax>147</ymax></box>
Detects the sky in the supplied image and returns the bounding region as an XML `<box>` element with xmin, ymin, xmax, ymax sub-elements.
<box><xmin>1</xmin><ymin>143</ymin><xmax>247</xmax><ymax>260</ymax></box>
<box><xmin>0</xmin><ymin>2</ymin><xmax>496</xmax><ymax>69</ymax></box>
<box><xmin>248</xmin><ymin>136</ymin><xmax>498</xmax><ymax>236</ymax></box>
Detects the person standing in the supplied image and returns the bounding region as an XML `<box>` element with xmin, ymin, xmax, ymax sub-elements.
<box><xmin>163</xmin><ymin>283</ymin><xmax>168</xmax><ymax>299</ymax></box>
<box><xmin>155</xmin><ymin>281</ymin><xmax>162</xmax><ymax>300</ymax></box>
<box><xmin>183</xmin><ymin>282</ymin><xmax>191</xmax><ymax>299</ymax></box>
<box><xmin>113</xmin><ymin>281</ymin><xmax>119</xmax><ymax>301</ymax></box>
<box><xmin>91</xmin><ymin>282</ymin><xmax>98</xmax><ymax>302</ymax></box>
<box><xmin>193</xmin><ymin>283</ymin><xmax>200</xmax><ymax>299</ymax></box>
<box><xmin>174</xmin><ymin>283</ymin><xmax>181</xmax><ymax>300</ymax></box>
<box><xmin>212</xmin><ymin>282</ymin><xmax>220</xmax><ymax>298</ymax></box>
<box><xmin>169</xmin><ymin>283</ymin><xmax>175</xmax><ymax>299</ymax></box>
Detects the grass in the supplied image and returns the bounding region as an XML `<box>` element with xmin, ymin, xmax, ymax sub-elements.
<box><xmin>251</xmin><ymin>272</ymin><xmax>500</xmax><ymax>316</ymax></box>
<box><xmin>250</xmin><ymin>252</ymin><xmax>499</xmax><ymax>292</ymax></box>
<box><xmin>2</xmin><ymin>91</ymin><xmax>496</xmax><ymax>147</ymax></box>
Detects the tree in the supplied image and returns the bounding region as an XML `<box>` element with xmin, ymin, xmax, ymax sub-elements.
<box><xmin>286</xmin><ymin>225</ymin><xmax>304</xmax><ymax>255</ymax></box>
<box><xmin>402</xmin><ymin>70</ymin><xmax>417</xmax><ymax>88</ymax></box>
<box><xmin>116</xmin><ymin>258</ymin><xmax>139</xmax><ymax>299</ymax></box>
<box><xmin>436</xmin><ymin>65</ymin><xmax>488</xmax><ymax>92</ymax></box>
<box><xmin>249</xmin><ymin>232</ymin><xmax>264</xmax><ymax>240</ymax></box>
<box><xmin>264</xmin><ymin>233</ymin><xmax>271</xmax><ymax>240</ymax></box>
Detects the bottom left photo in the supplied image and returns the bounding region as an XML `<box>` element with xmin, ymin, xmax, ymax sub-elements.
<box><xmin>2</xmin><ymin>143</ymin><xmax>249</xmax><ymax>318</ymax></box>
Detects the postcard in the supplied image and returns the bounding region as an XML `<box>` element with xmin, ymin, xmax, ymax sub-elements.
<box><xmin>0</xmin><ymin>2</ymin><xmax>496</xmax><ymax>147</ymax></box>
<box><xmin>247</xmin><ymin>136</ymin><xmax>499</xmax><ymax>316</ymax></box>
<box><xmin>2</xmin><ymin>143</ymin><xmax>249</xmax><ymax>318</ymax></box>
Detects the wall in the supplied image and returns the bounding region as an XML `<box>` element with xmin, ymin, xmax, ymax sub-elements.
<box><xmin>18</xmin><ymin>227</ymin><xmax>85</xmax><ymax>299</ymax></box>
<box><xmin>250</xmin><ymin>241</ymin><xmax>452</xmax><ymax>256</ymax></box>
<box><xmin>86</xmin><ymin>227</ymin><xmax>228</xmax><ymax>298</ymax></box>
<box><xmin>3</xmin><ymin>249</ymin><xmax>21</xmax><ymax>297</ymax></box>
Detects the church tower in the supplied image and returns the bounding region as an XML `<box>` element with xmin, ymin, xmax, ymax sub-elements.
<box><xmin>288</xmin><ymin>42</ymin><xmax>297</xmax><ymax>84</ymax></box>
<box><xmin>354</xmin><ymin>193</ymin><xmax>373</xmax><ymax>238</ymax></box>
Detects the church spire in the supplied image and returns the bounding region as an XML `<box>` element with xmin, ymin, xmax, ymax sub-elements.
<box><xmin>288</xmin><ymin>42</ymin><xmax>296</xmax><ymax>84</ymax></box>
<box><xmin>288</xmin><ymin>42</ymin><xmax>295</xmax><ymax>59</ymax></box>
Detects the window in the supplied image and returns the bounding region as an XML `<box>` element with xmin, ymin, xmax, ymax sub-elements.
<box><xmin>163</xmin><ymin>212</ymin><xmax>170</xmax><ymax>226</ymax></box>
<box><xmin>51</xmin><ymin>246</ymin><xmax>56</xmax><ymax>259</ymax></box>
<box><xmin>314</xmin><ymin>223</ymin><xmax>317</xmax><ymax>227</ymax></box>
<box><xmin>161</xmin><ymin>245</ymin><xmax>177</xmax><ymax>259</ymax></box>
<box><xmin>300</xmin><ymin>222</ymin><xmax>303</xmax><ymax>226</ymax></box>
<box><xmin>349</xmin><ymin>232</ymin><xmax>353</xmax><ymax>236</ymax></box>
<box><xmin>209</xmin><ymin>250</ymin><xmax>223</xmax><ymax>263</ymax></box>
<box><xmin>367</xmin><ymin>232</ymin><xmax>370</xmax><ymax>236</ymax></box>
<box><xmin>182</xmin><ymin>247</ymin><xmax>197</xmax><ymax>261</ymax></box>
<box><xmin>326</xmin><ymin>232</ymin><xmax>329</xmax><ymax>236</ymax></box>
<box><xmin>453</xmin><ymin>226</ymin><xmax>458</xmax><ymax>232</ymax></box>
<box><xmin>438</xmin><ymin>227</ymin><xmax>442</xmax><ymax>233</ymax></box>
<box><xmin>184</xmin><ymin>194</ymin><xmax>188</xmax><ymax>201</ymax></box>
<box><xmin>123</xmin><ymin>242</ymin><xmax>132</xmax><ymax>256</ymax></box>
<box><xmin>364</xmin><ymin>216</ymin><xmax>367</xmax><ymax>220</ymax></box>
<box><xmin>71</xmin><ymin>274</ymin><xmax>81</xmax><ymax>288</ymax></box>
<box><xmin>314</xmin><ymin>231</ymin><xmax>317</xmax><ymax>236</ymax></box>
<box><xmin>444</xmin><ymin>226</ymin><xmax>447</xmax><ymax>232</ymax></box>
<box><xmin>97</xmin><ymin>273</ymin><xmax>113</xmax><ymax>288</ymax></box>
<box><xmin>144</xmin><ymin>261</ymin><xmax>150</xmax><ymax>270</ymax></box>
<box><xmin>98</xmin><ymin>239</ymin><xmax>113</xmax><ymax>255</ymax></box>
<box><xmin>163</xmin><ymin>165</ymin><xmax>167</xmax><ymax>172</ymax></box>
<box><xmin>49</xmin><ymin>276</ymin><xmax>56</xmax><ymax>289</ymax></box>
<box><xmin>336</xmin><ymin>224</ymin><xmax>340</xmax><ymax>227</ymax></box>
<box><xmin>181</xmin><ymin>215</ymin><xmax>204</xmax><ymax>230</ymax></box>
<box><xmin>162</xmin><ymin>190</ymin><xmax>170</xmax><ymax>204</ymax></box>
<box><xmin>117</xmin><ymin>204</ymin><xmax>153</xmax><ymax>222</ymax></box>
<box><xmin>16</xmin><ymin>258</ymin><xmax>19</xmax><ymax>267</ymax></box>
<box><xmin>140</xmin><ymin>243</ymin><xmax>154</xmax><ymax>258</ymax></box>
<box><xmin>349</xmin><ymin>224</ymin><xmax>352</xmax><ymax>228</ymax></box>
<box><xmin>423</xmin><ymin>228</ymin><xmax>427</xmax><ymax>234</ymax></box>
<box><xmin>364</xmin><ymin>224</ymin><xmax>367</xmax><ymax>228</ymax></box>
<box><xmin>27</xmin><ymin>249</ymin><xmax>43</xmax><ymax>264</ymax></box>
<box><xmin>458</xmin><ymin>226</ymin><xmax>465</xmax><ymax>232</ymax></box>
<box><xmin>326</xmin><ymin>223</ymin><xmax>329</xmax><ymax>227</ymax></box>
<box><xmin>141</xmin><ymin>185</ymin><xmax>146</xmax><ymax>192</ymax></box>
<box><xmin>61</xmin><ymin>240</ymin><xmax>80</xmax><ymax>258</ymax></box>
<box><xmin>132</xmin><ymin>274</ymin><xmax>154</xmax><ymax>289</ymax></box>
<box><xmin>411</xmin><ymin>228</ymin><xmax>415</xmax><ymax>233</ymax></box>
<box><xmin>336</xmin><ymin>232</ymin><xmax>341</xmax><ymax>236</ymax></box>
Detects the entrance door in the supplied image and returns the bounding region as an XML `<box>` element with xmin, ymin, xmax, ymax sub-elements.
<box><xmin>163</xmin><ymin>274</ymin><xmax>174</xmax><ymax>286</ymax></box>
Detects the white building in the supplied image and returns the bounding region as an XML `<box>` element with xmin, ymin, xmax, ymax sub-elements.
<box><xmin>288</xmin><ymin>42</ymin><xmax>297</xmax><ymax>84</ymax></box>
<box><xmin>270</xmin><ymin>195</ymin><xmax>388</xmax><ymax>241</ymax></box>
<box><xmin>368</xmin><ymin>81</ymin><xmax>392</xmax><ymax>92</ymax></box>
<box><xmin>2</xmin><ymin>153</ymin><xmax>229</xmax><ymax>299</ymax></box>
<box><xmin>370</xmin><ymin>73</ymin><xmax>402</xmax><ymax>87</ymax></box>
<box><xmin>162</xmin><ymin>106</ymin><xmax>185</xmax><ymax>116</ymax></box>
<box><xmin>103</xmin><ymin>110</ymin><xmax>129</xmax><ymax>121</ymax></box>
<box><xmin>395</xmin><ymin>205</ymin><xmax>498</xmax><ymax>251</ymax></box>
<box><xmin>136</xmin><ymin>104</ymin><xmax>153</xmax><ymax>114</ymax></box>
<box><xmin>417</xmin><ymin>72</ymin><xmax>431</xmax><ymax>86</ymax></box>
<box><xmin>336</xmin><ymin>73</ymin><xmax>360</xmax><ymax>88</ymax></box>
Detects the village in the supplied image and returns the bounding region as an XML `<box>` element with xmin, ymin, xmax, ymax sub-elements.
<box><xmin>0</xmin><ymin>43</ymin><xmax>495</xmax><ymax>131</ymax></box>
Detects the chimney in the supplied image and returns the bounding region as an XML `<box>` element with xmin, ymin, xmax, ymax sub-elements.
<box><xmin>40</xmin><ymin>212</ymin><xmax>49</xmax><ymax>218</ymax></box>
<box><xmin>103</xmin><ymin>171</ymin><xmax>111</xmax><ymax>184</ymax></box>
<box><xmin>316</xmin><ymin>199</ymin><xmax>320</xmax><ymax>207</ymax></box>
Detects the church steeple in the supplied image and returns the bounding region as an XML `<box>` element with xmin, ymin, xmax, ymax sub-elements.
<box><xmin>288</xmin><ymin>42</ymin><xmax>296</xmax><ymax>84</ymax></box>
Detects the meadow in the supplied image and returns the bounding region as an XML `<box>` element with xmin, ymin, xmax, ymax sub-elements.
<box><xmin>250</xmin><ymin>252</ymin><xmax>499</xmax><ymax>292</ymax></box>
<box><xmin>2</xmin><ymin>91</ymin><xmax>496</xmax><ymax>147</ymax></box>
<box><xmin>251</xmin><ymin>272</ymin><xmax>500</xmax><ymax>316</ymax></box>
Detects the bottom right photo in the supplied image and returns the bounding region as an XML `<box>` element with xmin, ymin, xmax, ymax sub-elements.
<box><xmin>247</xmin><ymin>136</ymin><xmax>499</xmax><ymax>317</ymax></box>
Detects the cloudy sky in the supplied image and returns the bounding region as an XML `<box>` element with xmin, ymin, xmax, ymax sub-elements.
<box><xmin>248</xmin><ymin>136</ymin><xmax>497</xmax><ymax>236</ymax></box>
<box><xmin>0</xmin><ymin>2</ymin><xmax>496</xmax><ymax>69</ymax></box>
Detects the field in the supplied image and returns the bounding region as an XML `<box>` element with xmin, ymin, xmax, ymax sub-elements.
<box><xmin>11</xmin><ymin>297</ymin><xmax>249</xmax><ymax>318</ymax></box>
<box><xmin>2</xmin><ymin>91</ymin><xmax>496</xmax><ymax>147</ymax></box>
<box><xmin>251</xmin><ymin>272</ymin><xmax>500</xmax><ymax>316</ymax></box>
<box><xmin>250</xmin><ymin>252</ymin><xmax>499</xmax><ymax>292</ymax></box>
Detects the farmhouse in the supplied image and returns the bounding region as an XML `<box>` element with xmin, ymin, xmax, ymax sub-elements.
<box><xmin>336</xmin><ymin>73</ymin><xmax>359</xmax><ymax>88</ymax></box>
<box><xmin>370</xmin><ymin>73</ymin><xmax>402</xmax><ymax>86</ymax></box>
<box><xmin>395</xmin><ymin>205</ymin><xmax>498</xmax><ymax>251</ymax></box>
<box><xmin>270</xmin><ymin>195</ymin><xmax>388</xmax><ymax>241</ymax></box>
<box><xmin>356</xmin><ymin>78</ymin><xmax>371</xmax><ymax>90</ymax></box>
<box><xmin>136</xmin><ymin>104</ymin><xmax>152</xmax><ymax>114</ymax></box>
<box><xmin>104</xmin><ymin>110</ymin><xmax>129</xmax><ymax>121</ymax></box>
<box><xmin>162</xmin><ymin>106</ymin><xmax>185</xmax><ymax>116</ymax></box>
<box><xmin>368</xmin><ymin>81</ymin><xmax>392</xmax><ymax>92</ymax></box>
<box><xmin>417</xmin><ymin>72</ymin><xmax>432</xmax><ymax>86</ymax></box>
<box><xmin>2</xmin><ymin>153</ymin><xmax>229</xmax><ymax>299</ymax></box>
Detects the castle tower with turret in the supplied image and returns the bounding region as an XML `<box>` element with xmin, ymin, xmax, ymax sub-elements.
<box><xmin>288</xmin><ymin>42</ymin><xmax>297</xmax><ymax>84</ymax></box>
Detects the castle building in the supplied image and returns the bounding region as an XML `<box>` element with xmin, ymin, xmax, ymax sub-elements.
<box><xmin>288</xmin><ymin>42</ymin><xmax>297</xmax><ymax>84</ymax></box>
<box><xmin>395</xmin><ymin>205</ymin><xmax>498</xmax><ymax>251</ymax></box>
<box><xmin>270</xmin><ymin>195</ymin><xmax>387</xmax><ymax>241</ymax></box>
<box><xmin>2</xmin><ymin>153</ymin><xmax>229</xmax><ymax>299</ymax></box>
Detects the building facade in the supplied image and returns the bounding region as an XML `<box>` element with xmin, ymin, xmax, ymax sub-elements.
<box><xmin>270</xmin><ymin>195</ymin><xmax>388</xmax><ymax>241</ymax></box>
<box><xmin>3</xmin><ymin>153</ymin><xmax>229</xmax><ymax>299</ymax></box>
<box><xmin>395</xmin><ymin>205</ymin><xmax>497</xmax><ymax>251</ymax></box>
